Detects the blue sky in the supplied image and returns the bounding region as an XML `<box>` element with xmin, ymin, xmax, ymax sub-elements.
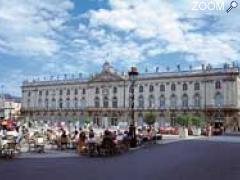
<box><xmin>0</xmin><ymin>0</ymin><xmax>239</xmax><ymax>96</ymax></box>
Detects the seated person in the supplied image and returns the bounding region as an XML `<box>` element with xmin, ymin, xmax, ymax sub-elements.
<box><xmin>88</xmin><ymin>129</ymin><xmax>96</xmax><ymax>143</ymax></box>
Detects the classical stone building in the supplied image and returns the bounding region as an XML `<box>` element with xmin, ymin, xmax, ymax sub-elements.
<box><xmin>21</xmin><ymin>62</ymin><xmax>240</xmax><ymax>130</ymax></box>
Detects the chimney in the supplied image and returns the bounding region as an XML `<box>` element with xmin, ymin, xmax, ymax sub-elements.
<box><xmin>202</xmin><ymin>64</ymin><xmax>205</xmax><ymax>71</ymax></box>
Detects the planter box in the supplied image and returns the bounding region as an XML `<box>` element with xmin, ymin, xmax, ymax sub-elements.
<box><xmin>192</xmin><ymin>127</ymin><xmax>201</xmax><ymax>136</ymax></box>
<box><xmin>179</xmin><ymin>127</ymin><xmax>188</xmax><ymax>138</ymax></box>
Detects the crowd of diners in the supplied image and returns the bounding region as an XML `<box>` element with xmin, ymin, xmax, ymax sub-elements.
<box><xmin>0</xmin><ymin>119</ymin><xmax>161</xmax><ymax>157</ymax></box>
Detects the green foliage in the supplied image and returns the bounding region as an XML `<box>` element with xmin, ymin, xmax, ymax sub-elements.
<box><xmin>191</xmin><ymin>116</ymin><xmax>202</xmax><ymax>127</ymax></box>
<box><xmin>84</xmin><ymin>116</ymin><xmax>91</xmax><ymax>125</ymax></box>
<box><xmin>144</xmin><ymin>112</ymin><xmax>156</xmax><ymax>126</ymax></box>
<box><xmin>177</xmin><ymin>114</ymin><xmax>203</xmax><ymax>127</ymax></box>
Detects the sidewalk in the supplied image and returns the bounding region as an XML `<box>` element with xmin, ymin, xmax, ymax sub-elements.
<box><xmin>157</xmin><ymin>134</ymin><xmax>204</xmax><ymax>145</ymax></box>
<box><xmin>18</xmin><ymin>150</ymin><xmax>79</xmax><ymax>159</ymax></box>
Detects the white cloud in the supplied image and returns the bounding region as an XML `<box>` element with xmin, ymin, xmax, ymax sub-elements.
<box><xmin>85</xmin><ymin>0</ymin><xmax>240</xmax><ymax>65</ymax></box>
<box><xmin>0</xmin><ymin>0</ymin><xmax>73</xmax><ymax>56</ymax></box>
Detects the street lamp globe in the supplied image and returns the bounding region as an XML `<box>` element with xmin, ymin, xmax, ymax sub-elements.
<box><xmin>128</xmin><ymin>66</ymin><xmax>139</xmax><ymax>81</ymax></box>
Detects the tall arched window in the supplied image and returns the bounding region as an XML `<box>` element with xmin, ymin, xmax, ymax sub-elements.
<box><xmin>38</xmin><ymin>99</ymin><xmax>42</xmax><ymax>107</ymax></box>
<box><xmin>194</xmin><ymin>82</ymin><xmax>200</xmax><ymax>91</ymax></box>
<box><xmin>112</xmin><ymin>97</ymin><xmax>118</xmax><ymax>108</ymax></box>
<box><xmin>95</xmin><ymin>87</ymin><xmax>99</xmax><ymax>94</ymax></box>
<box><xmin>170</xmin><ymin>94</ymin><xmax>177</xmax><ymax>108</ymax></box>
<box><xmin>59</xmin><ymin>89</ymin><xmax>63</xmax><ymax>96</ymax></box>
<box><xmin>113</xmin><ymin>87</ymin><xmax>118</xmax><ymax>94</ymax></box>
<box><xmin>74</xmin><ymin>98</ymin><xmax>78</xmax><ymax>108</ymax></box>
<box><xmin>52</xmin><ymin>98</ymin><xmax>56</xmax><ymax>108</ymax></box>
<box><xmin>66</xmin><ymin>98</ymin><xmax>70</xmax><ymax>108</ymax></box>
<box><xmin>215</xmin><ymin>80</ymin><xmax>221</xmax><ymax>89</ymax></box>
<box><xmin>66</xmin><ymin>89</ymin><xmax>70</xmax><ymax>95</ymax></box>
<box><xmin>183</xmin><ymin>83</ymin><xmax>188</xmax><ymax>91</ymax></box>
<box><xmin>194</xmin><ymin>93</ymin><xmax>201</xmax><ymax>108</ymax></box>
<box><xmin>171</xmin><ymin>83</ymin><xmax>176</xmax><ymax>91</ymax></box>
<box><xmin>139</xmin><ymin>85</ymin><xmax>144</xmax><ymax>93</ymax></box>
<box><xmin>103</xmin><ymin>96</ymin><xmax>109</xmax><ymax>108</ymax></box>
<box><xmin>159</xmin><ymin>95</ymin><xmax>165</xmax><ymax>108</ymax></box>
<box><xmin>80</xmin><ymin>97</ymin><xmax>86</xmax><ymax>108</ymax></box>
<box><xmin>94</xmin><ymin>97</ymin><xmax>100</xmax><ymax>108</ymax></box>
<box><xmin>138</xmin><ymin>95</ymin><xmax>144</xmax><ymax>108</ymax></box>
<box><xmin>149</xmin><ymin>95</ymin><xmax>155</xmax><ymax>108</ymax></box>
<box><xmin>74</xmin><ymin>88</ymin><xmax>78</xmax><ymax>95</ymax></box>
<box><xmin>182</xmin><ymin>94</ymin><xmax>188</xmax><ymax>108</ymax></box>
<box><xmin>59</xmin><ymin>98</ymin><xmax>63</xmax><ymax>108</ymax></box>
<box><xmin>45</xmin><ymin>99</ymin><xmax>48</xmax><ymax>108</ymax></box>
<box><xmin>82</xmin><ymin>88</ymin><xmax>86</xmax><ymax>95</ymax></box>
<box><xmin>160</xmin><ymin>84</ymin><xmax>165</xmax><ymax>92</ymax></box>
<box><xmin>149</xmin><ymin>85</ymin><xmax>154</xmax><ymax>92</ymax></box>
<box><xmin>215</xmin><ymin>92</ymin><xmax>224</xmax><ymax>107</ymax></box>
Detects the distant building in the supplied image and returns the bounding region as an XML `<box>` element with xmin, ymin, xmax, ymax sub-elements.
<box><xmin>0</xmin><ymin>96</ymin><xmax>21</xmax><ymax>120</ymax></box>
<box><xmin>21</xmin><ymin>62</ymin><xmax>240</xmax><ymax>131</ymax></box>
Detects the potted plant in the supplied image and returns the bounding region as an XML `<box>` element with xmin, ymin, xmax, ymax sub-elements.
<box><xmin>176</xmin><ymin>114</ymin><xmax>191</xmax><ymax>138</ymax></box>
<box><xmin>191</xmin><ymin>116</ymin><xmax>202</xmax><ymax>136</ymax></box>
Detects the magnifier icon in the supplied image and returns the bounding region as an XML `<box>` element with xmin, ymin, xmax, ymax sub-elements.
<box><xmin>226</xmin><ymin>1</ymin><xmax>238</xmax><ymax>13</ymax></box>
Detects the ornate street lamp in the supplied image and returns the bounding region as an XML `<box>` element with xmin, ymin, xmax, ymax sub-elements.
<box><xmin>128</xmin><ymin>66</ymin><xmax>139</xmax><ymax>148</ymax></box>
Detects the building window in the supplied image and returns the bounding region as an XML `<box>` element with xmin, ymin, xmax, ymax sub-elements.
<box><xmin>183</xmin><ymin>83</ymin><xmax>188</xmax><ymax>91</ymax></box>
<box><xmin>149</xmin><ymin>95</ymin><xmax>155</xmax><ymax>108</ymax></box>
<box><xmin>194</xmin><ymin>93</ymin><xmax>201</xmax><ymax>108</ymax></box>
<box><xmin>45</xmin><ymin>90</ymin><xmax>48</xmax><ymax>96</ymax></box>
<box><xmin>39</xmin><ymin>91</ymin><xmax>42</xmax><ymax>96</ymax></box>
<box><xmin>96</xmin><ymin>87</ymin><xmax>99</xmax><ymax>94</ymax></box>
<box><xmin>52</xmin><ymin>98</ymin><xmax>56</xmax><ymax>108</ymax></box>
<box><xmin>111</xmin><ymin>115</ymin><xmax>118</xmax><ymax>126</ymax></box>
<box><xmin>27</xmin><ymin>99</ymin><xmax>31</xmax><ymax>107</ymax></box>
<box><xmin>170</xmin><ymin>94</ymin><xmax>177</xmax><ymax>108</ymax></box>
<box><xmin>45</xmin><ymin>99</ymin><xmax>48</xmax><ymax>108</ymax></box>
<box><xmin>160</xmin><ymin>84</ymin><xmax>165</xmax><ymax>92</ymax></box>
<box><xmin>139</xmin><ymin>85</ymin><xmax>144</xmax><ymax>93</ymax></box>
<box><xmin>66</xmin><ymin>98</ymin><xmax>70</xmax><ymax>108</ymax></box>
<box><xmin>38</xmin><ymin>99</ymin><xmax>42</xmax><ymax>107</ymax></box>
<box><xmin>194</xmin><ymin>82</ymin><xmax>200</xmax><ymax>91</ymax></box>
<box><xmin>67</xmin><ymin>89</ymin><xmax>70</xmax><ymax>95</ymax></box>
<box><xmin>74</xmin><ymin>89</ymin><xmax>78</xmax><ymax>95</ymax></box>
<box><xmin>138</xmin><ymin>95</ymin><xmax>144</xmax><ymax>108</ymax></box>
<box><xmin>159</xmin><ymin>95</ymin><xmax>165</xmax><ymax>108</ymax></box>
<box><xmin>170</xmin><ymin>113</ymin><xmax>177</xmax><ymax>126</ymax></box>
<box><xmin>113</xmin><ymin>87</ymin><xmax>117</xmax><ymax>94</ymax></box>
<box><xmin>80</xmin><ymin>97</ymin><xmax>86</xmax><ymax>108</ymax></box>
<box><xmin>59</xmin><ymin>89</ymin><xmax>63</xmax><ymax>96</ymax></box>
<box><xmin>112</xmin><ymin>97</ymin><xmax>118</xmax><ymax>108</ymax></box>
<box><xmin>74</xmin><ymin>98</ymin><xmax>78</xmax><ymax>108</ymax></box>
<box><xmin>215</xmin><ymin>80</ymin><xmax>221</xmax><ymax>89</ymax></box>
<box><xmin>82</xmin><ymin>88</ymin><xmax>86</xmax><ymax>95</ymax></box>
<box><xmin>95</xmin><ymin>97</ymin><xmax>100</xmax><ymax>108</ymax></box>
<box><xmin>103</xmin><ymin>96</ymin><xmax>109</xmax><ymax>108</ymax></box>
<box><xmin>149</xmin><ymin>85</ymin><xmax>154</xmax><ymax>92</ymax></box>
<box><xmin>59</xmin><ymin>98</ymin><xmax>63</xmax><ymax>109</ymax></box>
<box><xmin>182</xmin><ymin>94</ymin><xmax>188</xmax><ymax>108</ymax></box>
<box><xmin>171</xmin><ymin>83</ymin><xmax>176</xmax><ymax>91</ymax></box>
<box><xmin>215</xmin><ymin>92</ymin><xmax>224</xmax><ymax>107</ymax></box>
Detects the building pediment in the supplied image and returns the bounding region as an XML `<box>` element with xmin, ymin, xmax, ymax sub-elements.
<box><xmin>90</xmin><ymin>71</ymin><xmax>124</xmax><ymax>82</ymax></box>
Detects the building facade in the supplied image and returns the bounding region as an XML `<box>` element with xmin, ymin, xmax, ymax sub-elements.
<box><xmin>21</xmin><ymin>62</ymin><xmax>240</xmax><ymax>131</ymax></box>
<box><xmin>0</xmin><ymin>97</ymin><xmax>21</xmax><ymax>120</ymax></box>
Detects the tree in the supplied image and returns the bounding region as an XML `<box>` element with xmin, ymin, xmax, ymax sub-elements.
<box><xmin>176</xmin><ymin>114</ymin><xmax>191</xmax><ymax>127</ymax></box>
<box><xmin>191</xmin><ymin>116</ymin><xmax>202</xmax><ymax>127</ymax></box>
<box><xmin>144</xmin><ymin>112</ymin><xmax>156</xmax><ymax>126</ymax></box>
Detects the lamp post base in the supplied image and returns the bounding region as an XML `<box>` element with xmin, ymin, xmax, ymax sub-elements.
<box><xmin>129</xmin><ymin>124</ymin><xmax>137</xmax><ymax>148</ymax></box>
